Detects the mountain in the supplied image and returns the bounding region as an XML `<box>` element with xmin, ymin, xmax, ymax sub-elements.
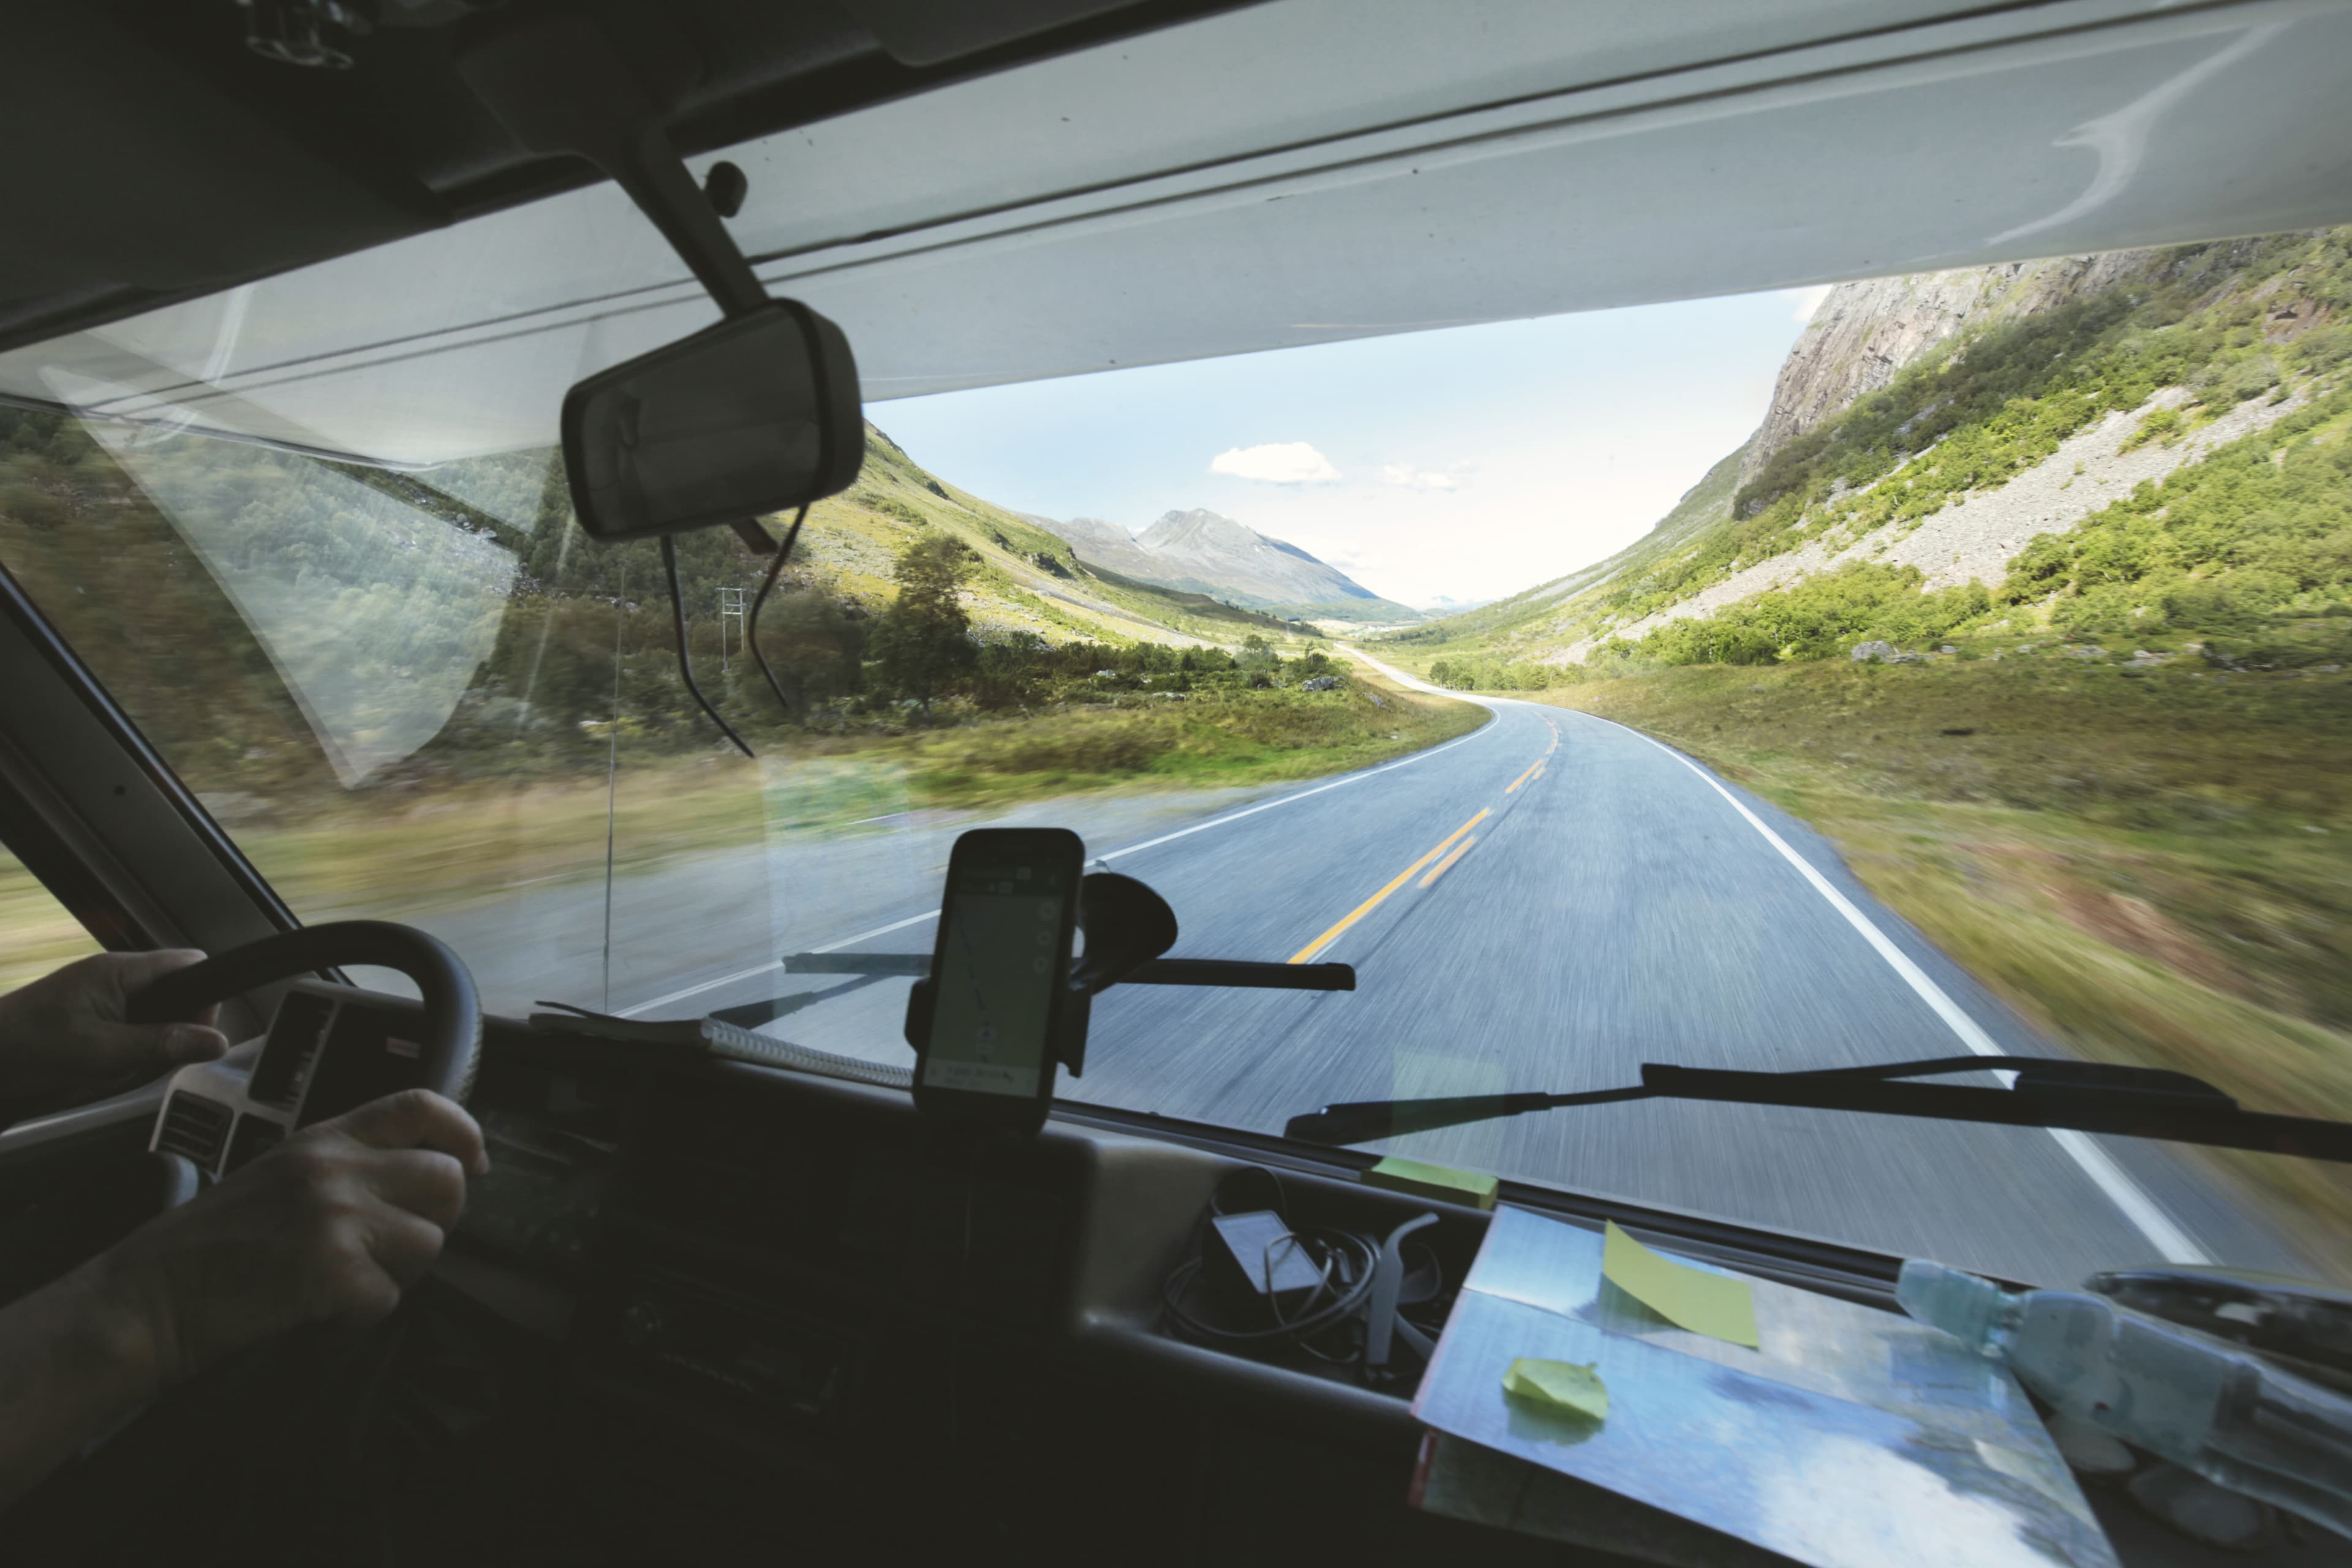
<box><xmin>1390</xmin><ymin>226</ymin><xmax>2352</xmax><ymax>673</ymax></box>
<box><xmin>1028</xmin><ymin>507</ymin><xmax>1424</xmax><ymax>625</ymax></box>
<box><xmin>1737</xmin><ymin>247</ymin><xmax>2245</xmax><ymax>494</ymax></box>
<box><xmin>1012</xmin><ymin>513</ymin><xmax>1161</xmax><ymax>582</ymax></box>
<box><xmin>801</xmin><ymin>432</ymin><xmax>1306</xmax><ymax>648</ymax></box>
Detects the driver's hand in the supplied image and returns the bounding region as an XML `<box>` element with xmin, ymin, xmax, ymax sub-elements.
<box><xmin>0</xmin><ymin>950</ymin><xmax>227</xmax><ymax>1121</ymax></box>
<box><xmin>92</xmin><ymin>1089</ymin><xmax>489</xmax><ymax>1388</ymax></box>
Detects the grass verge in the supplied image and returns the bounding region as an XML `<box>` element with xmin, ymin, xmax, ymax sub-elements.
<box><xmin>190</xmin><ymin>664</ymin><xmax>1482</xmax><ymax>922</ymax></box>
<box><xmin>900</xmin><ymin>663</ymin><xmax>1479</xmax><ymax>809</ymax></box>
<box><xmin>1532</xmin><ymin>654</ymin><xmax>2352</xmax><ymax>1272</ymax></box>
<box><xmin>0</xmin><ymin>849</ymin><xmax>102</xmax><ymax>994</ymax></box>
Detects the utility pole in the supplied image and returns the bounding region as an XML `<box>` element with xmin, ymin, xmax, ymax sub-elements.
<box><xmin>717</xmin><ymin>586</ymin><xmax>747</xmax><ymax>672</ymax></box>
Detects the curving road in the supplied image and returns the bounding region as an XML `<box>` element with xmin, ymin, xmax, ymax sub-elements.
<box><xmin>415</xmin><ymin>656</ymin><xmax>2312</xmax><ymax>1287</ymax></box>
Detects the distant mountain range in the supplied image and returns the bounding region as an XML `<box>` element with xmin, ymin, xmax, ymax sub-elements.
<box><xmin>1020</xmin><ymin>508</ymin><xmax>1423</xmax><ymax>625</ymax></box>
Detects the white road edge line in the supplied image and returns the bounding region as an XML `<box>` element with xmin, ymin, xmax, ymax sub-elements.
<box><xmin>1602</xmin><ymin>717</ymin><xmax>2208</xmax><ymax>1266</ymax></box>
<box><xmin>616</xmin><ymin>911</ymin><xmax>943</xmax><ymax>1019</ymax></box>
<box><xmin>619</xmin><ymin>701</ymin><xmax>1501</xmax><ymax>1018</ymax></box>
<box><xmin>1100</xmin><ymin>722</ymin><xmax>1494</xmax><ymax>862</ymax></box>
<box><xmin>617</xmin><ymin>962</ymin><xmax>780</xmax><ymax>1019</ymax></box>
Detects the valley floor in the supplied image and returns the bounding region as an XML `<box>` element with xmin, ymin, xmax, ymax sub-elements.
<box><xmin>1531</xmin><ymin>655</ymin><xmax>2352</xmax><ymax>1269</ymax></box>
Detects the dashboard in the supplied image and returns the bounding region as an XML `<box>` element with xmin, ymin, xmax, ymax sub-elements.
<box><xmin>0</xmin><ymin>979</ymin><xmax>2261</xmax><ymax>1564</ymax></box>
<box><xmin>400</xmin><ymin>995</ymin><xmax>1496</xmax><ymax>1562</ymax></box>
<box><xmin>258</xmin><ymin>986</ymin><xmax>2211</xmax><ymax>1566</ymax></box>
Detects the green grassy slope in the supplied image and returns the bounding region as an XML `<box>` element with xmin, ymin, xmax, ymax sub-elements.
<box><xmin>1393</xmin><ymin>229</ymin><xmax>2352</xmax><ymax>682</ymax></box>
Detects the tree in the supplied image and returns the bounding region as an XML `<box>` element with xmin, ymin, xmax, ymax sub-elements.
<box><xmin>870</xmin><ymin>535</ymin><xmax>977</xmax><ymax>709</ymax></box>
<box><xmin>974</xmin><ymin>630</ymin><xmax>1046</xmax><ymax>710</ymax></box>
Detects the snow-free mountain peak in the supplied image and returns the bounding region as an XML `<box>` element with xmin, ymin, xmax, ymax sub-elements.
<box><xmin>1028</xmin><ymin>507</ymin><xmax>1422</xmax><ymax>625</ymax></box>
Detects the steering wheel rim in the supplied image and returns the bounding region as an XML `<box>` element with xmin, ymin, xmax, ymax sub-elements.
<box><xmin>12</xmin><ymin>903</ymin><xmax>483</xmax><ymax>1556</ymax></box>
<box><xmin>130</xmin><ymin>920</ymin><xmax>481</xmax><ymax>1105</ymax></box>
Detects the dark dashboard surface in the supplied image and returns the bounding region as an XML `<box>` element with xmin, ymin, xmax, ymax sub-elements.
<box><xmin>197</xmin><ymin>988</ymin><xmax>2268</xmax><ymax>1567</ymax></box>
<box><xmin>429</xmin><ymin>1006</ymin><xmax>1533</xmax><ymax>1564</ymax></box>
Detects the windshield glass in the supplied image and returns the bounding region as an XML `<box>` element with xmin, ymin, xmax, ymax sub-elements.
<box><xmin>3</xmin><ymin>225</ymin><xmax>2346</xmax><ymax>1293</ymax></box>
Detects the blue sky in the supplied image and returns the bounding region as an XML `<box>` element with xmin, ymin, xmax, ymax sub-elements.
<box><xmin>872</xmin><ymin>285</ymin><xmax>1831</xmax><ymax>608</ymax></box>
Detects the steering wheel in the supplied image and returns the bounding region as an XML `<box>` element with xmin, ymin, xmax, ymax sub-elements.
<box><xmin>134</xmin><ymin>920</ymin><xmax>481</xmax><ymax>1186</ymax></box>
<box><xmin>0</xmin><ymin>927</ymin><xmax>486</xmax><ymax>1554</ymax></box>
<box><xmin>0</xmin><ymin>922</ymin><xmax>480</xmax><ymax>1320</ymax></box>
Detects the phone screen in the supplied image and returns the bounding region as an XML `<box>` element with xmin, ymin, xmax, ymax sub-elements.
<box><xmin>918</xmin><ymin>843</ymin><xmax>1075</xmax><ymax>1098</ymax></box>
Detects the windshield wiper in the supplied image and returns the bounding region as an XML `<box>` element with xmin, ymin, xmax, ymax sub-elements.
<box><xmin>1284</xmin><ymin>1055</ymin><xmax>2352</xmax><ymax>1164</ymax></box>
<box><xmin>779</xmin><ymin>952</ymin><xmax>1356</xmax><ymax>991</ymax></box>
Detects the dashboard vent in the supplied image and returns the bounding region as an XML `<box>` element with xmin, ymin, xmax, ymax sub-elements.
<box><xmin>156</xmin><ymin>1091</ymin><xmax>233</xmax><ymax>1170</ymax></box>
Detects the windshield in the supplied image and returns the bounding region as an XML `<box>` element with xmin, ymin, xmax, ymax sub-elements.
<box><xmin>2</xmin><ymin>222</ymin><xmax>2346</xmax><ymax>1294</ymax></box>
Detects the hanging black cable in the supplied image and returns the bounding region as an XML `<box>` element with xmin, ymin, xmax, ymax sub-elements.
<box><xmin>746</xmin><ymin>502</ymin><xmax>810</xmax><ymax>721</ymax></box>
<box><xmin>658</xmin><ymin>534</ymin><xmax>754</xmax><ymax>759</ymax></box>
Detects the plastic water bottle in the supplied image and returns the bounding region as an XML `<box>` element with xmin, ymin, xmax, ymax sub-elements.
<box><xmin>1898</xmin><ymin>1259</ymin><xmax>2352</xmax><ymax>1539</ymax></box>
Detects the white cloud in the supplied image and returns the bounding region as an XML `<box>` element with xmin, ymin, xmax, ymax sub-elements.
<box><xmin>1789</xmin><ymin>284</ymin><xmax>1834</xmax><ymax>324</ymax></box>
<box><xmin>1208</xmin><ymin>440</ymin><xmax>1339</xmax><ymax>484</ymax></box>
<box><xmin>1377</xmin><ymin>462</ymin><xmax>1465</xmax><ymax>492</ymax></box>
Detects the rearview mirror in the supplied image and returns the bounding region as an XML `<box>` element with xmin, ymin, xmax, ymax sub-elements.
<box><xmin>560</xmin><ymin>300</ymin><xmax>865</xmax><ymax>542</ymax></box>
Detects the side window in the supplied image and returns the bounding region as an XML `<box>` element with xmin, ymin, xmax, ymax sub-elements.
<box><xmin>0</xmin><ymin>842</ymin><xmax>100</xmax><ymax>995</ymax></box>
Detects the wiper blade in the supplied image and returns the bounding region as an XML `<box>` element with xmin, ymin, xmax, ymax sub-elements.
<box><xmin>1284</xmin><ymin>1055</ymin><xmax>2352</xmax><ymax>1164</ymax></box>
<box><xmin>780</xmin><ymin>952</ymin><xmax>1355</xmax><ymax>991</ymax></box>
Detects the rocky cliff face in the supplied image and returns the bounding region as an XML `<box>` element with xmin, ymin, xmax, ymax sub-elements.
<box><xmin>1738</xmin><ymin>244</ymin><xmax>2258</xmax><ymax>492</ymax></box>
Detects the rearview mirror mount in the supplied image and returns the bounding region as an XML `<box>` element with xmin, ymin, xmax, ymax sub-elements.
<box><xmin>560</xmin><ymin>300</ymin><xmax>864</xmax><ymax>543</ymax></box>
<box><xmin>461</xmin><ymin>9</ymin><xmax>866</xmax><ymax>543</ymax></box>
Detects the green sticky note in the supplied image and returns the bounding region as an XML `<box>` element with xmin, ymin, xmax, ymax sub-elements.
<box><xmin>1502</xmin><ymin>1358</ymin><xmax>1608</xmax><ymax>1422</ymax></box>
<box><xmin>1602</xmin><ymin>1221</ymin><xmax>1760</xmax><ymax>1349</ymax></box>
<box><xmin>1364</xmin><ymin>1156</ymin><xmax>1499</xmax><ymax>1210</ymax></box>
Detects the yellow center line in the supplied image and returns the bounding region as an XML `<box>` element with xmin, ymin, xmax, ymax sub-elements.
<box><xmin>1505</xmin><ymin>757</ymin><xmax>1543</xmax><ymax>793</ymax></box>
<box><xmin>1289</xmin><ymin>807</ymin><xmax>1490</xmax><ymax>964</ymax></box>
<box><xmin>1418</xmin><ymin>834</ymin><xmax>1478</xmax><ymax>888</ymax></box>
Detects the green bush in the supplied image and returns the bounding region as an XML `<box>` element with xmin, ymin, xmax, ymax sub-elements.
<box><xmin>1598</xmin><ymin>564</ymin><xmax>1988</xmax><ymax>667</ymax></box>
<box><xmin>1999</xmin><ymin>389</ymin><xmax>2352</xmax><ymax>644</ymax></box>
<box><xmin>2202</xmin><ymin>617</ymin><xmax>2352</xmax><ymax>670</ymax></box>
<box><xmin>1428</xmin><ymin>657</ymin><xmax>1555</xmax><ymax>690</ymax></box>
<box><xmin>2120</xmin><ymin>405</ymin><xmax>2183</xmax><ymax>452</ymax></box>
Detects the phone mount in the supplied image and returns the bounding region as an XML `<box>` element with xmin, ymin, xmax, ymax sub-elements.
<box><xmin>902</xmin><ymin>872</ymin><xmax>1179</xmax><ymax>1084</ymax></box>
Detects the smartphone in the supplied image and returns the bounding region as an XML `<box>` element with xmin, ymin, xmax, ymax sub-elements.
<box><xmin>911</xmin><ymin>827</ymin><xmax>1084</xmax><ymax>1126</ymax></box>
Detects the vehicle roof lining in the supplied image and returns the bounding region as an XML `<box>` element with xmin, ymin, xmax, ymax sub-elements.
<box><xmin>7</xmin><ymin>0</ymin><xmax>2351</xmax><ymax>469</ymax></box>
<box><xmin>0</xmin><ymin>0</ymin><xmax>1267</xmax><ymax>352</ymax></box>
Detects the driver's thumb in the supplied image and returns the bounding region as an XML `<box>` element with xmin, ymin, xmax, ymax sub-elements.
<box><xmin>160</xmin><ymin>1022</ymin><xmax>230</xmax><ymax>1065</ymax></box>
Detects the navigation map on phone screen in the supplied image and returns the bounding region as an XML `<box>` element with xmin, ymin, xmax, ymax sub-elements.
<box><xmin>919</xmin><ymin>850</ymin><xmax>1072</xmax><ymax>1097</ymax></box>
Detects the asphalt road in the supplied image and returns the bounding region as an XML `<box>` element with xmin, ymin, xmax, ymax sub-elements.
<box><xmin>408</xmin><ymin>661</ymin><xmax>2314</xmax><ymax>1287</ymax></box>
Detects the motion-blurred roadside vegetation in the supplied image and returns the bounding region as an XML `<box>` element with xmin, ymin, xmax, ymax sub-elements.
<box><xmin>1404</xmin><ymin>235</ymin><xmax>2352</xmax><ymax>1267</ymax></box>
<box><xmin>1482</xmin><ymin>340</ymin><xmax>2352</xmax><ymax>1261</ymax></box>
<box><xmin>0</xmin><ymin>405</ymin><xmax>1476</xmax><ymax>934</ymax></box>
<box><xmin>1536</xmin><ymin>655</ymin><xmax>2352</xmax><ymax>1271</ymax></box>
